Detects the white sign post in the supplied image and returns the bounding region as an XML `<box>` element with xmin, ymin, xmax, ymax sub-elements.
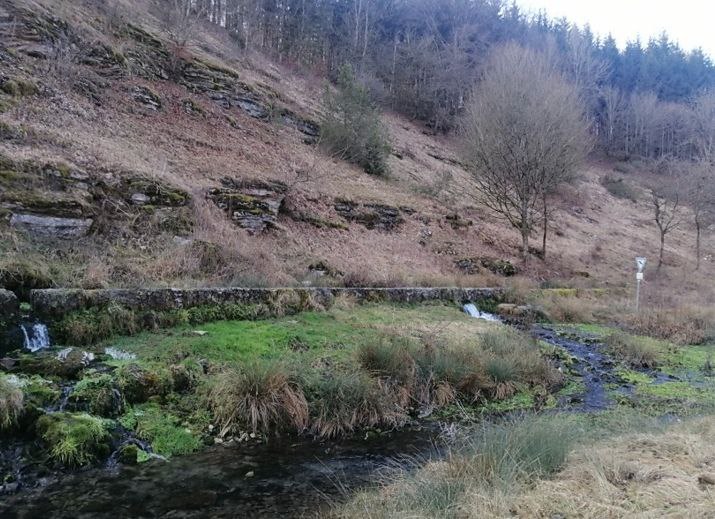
<box><xmin>635</xmin><ymin>257</ymin><xmax>647</xmax><ymax>311</ymax></box>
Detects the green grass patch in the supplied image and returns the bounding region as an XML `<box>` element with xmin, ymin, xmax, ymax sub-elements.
<box><xmin>104</xmin><ymin>303</ymin><xmax>478</xmax><ymax>365</ymax></box>
<box><xmin>616</xmin><ymin>368</ymin><xmax>652</xmax><ymax>385</ymax></box>
<box><xmin>120</xmin><ymin>403</ymin><xmax>202</xmax><ymax>458</ymax></box>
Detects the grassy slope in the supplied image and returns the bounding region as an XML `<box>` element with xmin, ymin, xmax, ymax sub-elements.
<box><xmin>0</xmin><ymin>0</ymin><xmax>713</xmax><ymax>300</ymax></box>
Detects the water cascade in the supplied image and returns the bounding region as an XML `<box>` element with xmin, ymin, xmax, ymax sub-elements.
<box><xmin>20</xmin><ymin>323</ymin><xmax>50</xmax><ymax>352</ymax></box>
<box><xmin>462</xmin><ymin>303</ymin><xmax>500</xmax><ymax>322</ymax></box>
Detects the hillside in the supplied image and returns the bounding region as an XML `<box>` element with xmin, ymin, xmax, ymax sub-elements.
<box><xmin>1</xmin><ymin>0</ymin><xmax>713</xmax><ymax>306</ymax></box>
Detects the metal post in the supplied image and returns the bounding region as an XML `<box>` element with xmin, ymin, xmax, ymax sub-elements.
<box><xmin>635</xmin><ymin>257</ymin><xmax>646</xmax><ymax>312</ymax></box>
<box><xmin>635</xmin><ymin>277</ymin><xmax>641</xmax><ymax>312</ymax></box>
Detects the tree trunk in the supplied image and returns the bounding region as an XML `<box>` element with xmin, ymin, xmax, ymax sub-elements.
<box><xmin>521</xmin><ymin>229</ymin><xmax>529</xmax><ymax>263</ymax></box>
<box><xmin>696</xmin><ymin>220</ymin><xmax>702</xmax><ymax>270</ymax></box>
<box><xmin>657</xmin><ymin>231</ymin><xmax>665</xmax><ymax>273</ymax></box>
<box><xmin>541</xmin><ymin>196</ymin><xmax>548</xmax><ymax>260</ymax></box>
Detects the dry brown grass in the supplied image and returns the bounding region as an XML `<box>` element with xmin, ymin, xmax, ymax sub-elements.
<box><xmin>511</xmin><ymin>416</ymin><xmax>715</xmax><ymax>518</ymax></box>
<box><xmin>3</xmin><ymin>0</ymin><xmax>715</xmax><ymax>293</ymax></box>
<box><xmin>627</xmin><ymin>305</ymin><xmax>715</xmax><ymax>345</ymax></box>
<box><xmin>335</xmin><ymin>415</ymin><xmax>715</xmax><ymax>518</ymax></box>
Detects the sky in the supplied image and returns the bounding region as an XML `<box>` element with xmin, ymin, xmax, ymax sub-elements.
<box><xmin>513</xmin><ymin>0</ymin><xmax>715</xmax><ymax>57</ymax></box>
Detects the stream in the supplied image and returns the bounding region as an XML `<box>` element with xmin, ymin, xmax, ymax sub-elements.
<box><xmin>0</xmin><ymin>426</ymin><xmax>442</xmax><ymax>518</ymax></box>
<box><xmin>0</xmin><ymin>312</ymin><xmax>649</xmax><ymax>518</ymax></box>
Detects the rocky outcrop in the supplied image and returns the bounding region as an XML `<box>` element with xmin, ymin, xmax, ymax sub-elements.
<box><xmin>30</xmin><ymin>287</ymin><xmax>503</xmax><ymax>319</ymax></box>
<box><xmin>0</xmin><ymin>153</ymin><xmax>190</xmax><ymax>240</ymax></box>
<box><xmin>455</xmin><ymin>257</ymin><xmax>517</xmax><ymax>277</ymax></box>
<box><xmin>131</xmin><ymin>86</ymin><xmax>162</xmax><ymax>110</ymax></box>
<box><xmin>0</xmin><ymin>289</ymin><xmax>18</xmax><ymax>319</ymax></box>
<box><xmin>10</xmin><ymin>214</ymin><xmax>93</xmax><ymax>239</ymax></box>
<box><xmin>334</xmin><ymin>199</ymin><xmax>405</xmax><ymax>231</ymax></box>
<box><xmin>280</xmin><ymin>110</ymin><xmax>320</xmax><ymax>137</ymax></box>
<box><xmin>207</xmin><ymin>178</ymin><xmax>287</xmax><ymax>234</ymax></box>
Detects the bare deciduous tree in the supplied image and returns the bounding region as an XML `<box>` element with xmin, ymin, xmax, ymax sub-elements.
<box><xmin>162</xmin><ymin>0</ymin><xmax>205</xmax><ymax>52</ymax></box>
<box><xmin>682</xmin><ymin>160</ymin><xmax>715</xmax><ymax>269</ymax></box>
<box><xmin>650</xmin><ymin>180</ymin><xmax>682</xmax><ymax>274</ymax></box>
<box><xmin>460</xmin><ymin>44</ymin><xmax>590</xmax><ymax>261</ymax></box>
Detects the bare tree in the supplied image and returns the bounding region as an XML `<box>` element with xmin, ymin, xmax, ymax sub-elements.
<box><xmin>650</xmin><ymin>180</ymin><xmax>682</xmax><ymax>274</ymax></box>
<box><xmin>459</xmin><ymin>43</ymin><xmax>590</xmax><ymax>260</ymax></box>
<box><xmin>682</xmin><ymin>160</ymin><xmax>715</xmax><ymax>269</ymax></box>
<box><xmin>162</xmin><ymin>0</ymin><xmax>205</xmax><ymax>52</ymax></box>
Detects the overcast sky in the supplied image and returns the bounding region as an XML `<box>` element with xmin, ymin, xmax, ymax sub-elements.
<box><xmin>513</xmin><ymin>0</ymin><xmax>715</xmax><ymax>58</ymax></box>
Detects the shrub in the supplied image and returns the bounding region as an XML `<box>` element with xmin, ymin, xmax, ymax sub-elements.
<box><xmin>0</xmin><ymin>375</ymin><xmax>24</xmax><ymax>430</ymax></box>
<box><xmin>601</xmin><ymin>174</ymin><xmax>638</xmax><ymax>201</ymax></box>
<box><xmin>604</xmin><ymin>331</ymin><xmax>660</xmax><ymax>369</ymax></box>
<box><xmin>36</xmin><ymin>412</ymin><xmax>111</xmax><ymax>467</ymax></box>
<box><xmin>208</xmin><ymin>362</ymin><xmax>309</xmax><ymax>436</ymax></box>
<box><xmin>321</xmin><ymin>64</ymin><xmax>391</xmax><ymax>176</ymax></box>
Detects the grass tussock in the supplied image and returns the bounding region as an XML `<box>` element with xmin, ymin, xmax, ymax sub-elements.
<box><xmin>357</xmin><ymin>328</ymin><xmax>561</xmax><ymax>411</ymax></box>
<box><xmin>337</xmin><ymin>415</ymin><xmax>578</xmax><ymax>518</ymax></box>
<box><xmin>208</xmin><ymin>362</ymin><xmax>309</xmax><ymax>437</ymax></box>
<box><xmin>338</xmin><ymin>414</ymin><xmax>715</xmax><ymax>518</ymax></box>
<box><xmin>36</xmin><ymin>412</ymin><xmax>111</xmax><ymax>467</ymax></box>
<box><xmin>604</xmin><ymin>331</ymin><xmax>661</xmax><ymax>369</ymax></box>
<box><xmin>305</xmin><ymin>371</ymin><xmax>406</xmax><ymax>438</ymax></box>
<box><xmin>0</xmin><ymin>375</ymin><xmax>25</xmax><ymax>430</ymax></box>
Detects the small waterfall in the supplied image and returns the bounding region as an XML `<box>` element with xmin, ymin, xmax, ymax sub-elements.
<box><xmin>462</xmin><ymin>303</ymin><xmax>500</xmax><ymax>322</ymax></box>
<box><xmin>20</xmin><ymin>323</ymin><xmax>51</xmax><ymax>352</ymax></box>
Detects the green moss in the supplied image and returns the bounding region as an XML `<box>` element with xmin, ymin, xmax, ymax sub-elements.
<box><xmin>24</xmin><ymin>376</ymin><xmax>60</xmax><ymax>408</ymax></box>
<box><xmin>1</xmin><ymin>78</ymin><xmax>37</xmax><ymax>97</ymax></box>
<box><xmin>556</xmin><ymin>379</ymin><xmax>586</xmax><ymax>397</ymax></box>
<box><xmin>36</xmin><ymin>413</ymin><xmax>111</xmax><ymax>467</ymax></box>
<box><xmin>637</xmin><ymin>381</ymin><xmax>705</xmax><ymax>400</ymax></box>
<box><xmin>617</xmin><ymin>368</ymin><xmax>652</xmax><ymax>385</ymax></box>
<box><xmin>120</xmin><ymin>404</ymin><xmax>201</xmax><ymax>458</ymax></box>
<box><xmin>479</xmin><ymin>389</ymin><xmax>539</xmax><ymax>413</ymax></box>
<box><xmin>71</xmin><ymin>374</ymin><xmax>124</xmax><ymax>417</ymax></box>
<box><xmin>115</xmin><ymin>363</ymin><xmax>173</xmax><ymax>404</ymax></box>
<box><xmin>0</xmin><ymin>96</ymin><xmax>14</xmax><ymax>113</ymax></box>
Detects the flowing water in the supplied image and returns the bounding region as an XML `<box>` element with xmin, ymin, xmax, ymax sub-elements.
<box><xmin>0</xmin><ymin>426</ymin><xmax>442</xmax><ymax>518</ymax></box>
<box><xmin>1</xmin><ymin>313</ymin><xmax>646</xmax><ymax>518</ymax></box>
<box><xmin>19</xmin><ymin>323</ymin><xmax>50</xmax><ymax>353</ymax></box>
<box><xmin>462</xmin><ymin>302</ymin><xmax>500</xmax><ymax>321</ymax></box>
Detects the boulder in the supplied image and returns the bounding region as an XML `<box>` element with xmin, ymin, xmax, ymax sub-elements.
<box><xmin>10</xmin><ymin>213</ymin><xmax>93</xmax><ymax>239</ymax></box>
<box><xmin>130</xmin><ymin>193</ymin><xmax>150</xmax><ymax>205</ymax></box>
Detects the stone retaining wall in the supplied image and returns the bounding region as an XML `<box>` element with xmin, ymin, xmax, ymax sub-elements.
<box><xmin>29</xmin><ymin>287</ymin><xmax>502</xmax><ymax>319</ymax></box>
<box><xmin>0</xmin><ymin>289</ymin><xmax>19</xmax><ymax>319</ymax></box>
